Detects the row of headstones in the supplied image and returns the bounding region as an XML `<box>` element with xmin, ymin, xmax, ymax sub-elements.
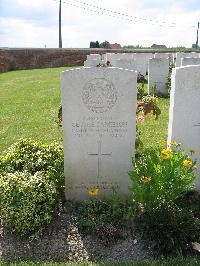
<box><xmin>84</xmin><ymin>52</ymin><xmax>200</xmax><ymax>96</ymax></box>
<box><xmin>61</xmin><ymin>63</ymin><xmax>200</xmax><ymax>201</ymax></box>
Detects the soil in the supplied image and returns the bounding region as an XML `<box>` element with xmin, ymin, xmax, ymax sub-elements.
<box><xmin>0</xmin><ymin>201</ymin><xmax>153</xmax><ymax>263</ymax></box>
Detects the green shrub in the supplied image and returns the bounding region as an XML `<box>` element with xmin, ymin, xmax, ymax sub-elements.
<box><xmin>75</xmin><ymin>193</ymin><xmax>135</xmax><ymax>234</ymax></box>
<box><xmin>135</xmin><ymin>203</ymin><xmax>200</xmax><ymax>256</ymax></box>
<box><xmin>0</xmin><ymin>139</ymin><xmax>64</xmax><ymax>235</ymax></box>
<box><xmin>128</xmin><ymin>143</ymin><xmax>196</xmax><ymax>212</ymax></box>
<box><xmin>0</xmin><ymin>171</ymin><xmax>57</xmax><ymax>234</ymax></box>
<box><xmin>0</xmin><ymin>139</ymin><xmax>64</xmax><ymax>188</ymax></box>
<box><xmin>137</xmin><ymin>83</ymin><xmax>146</xmax><ymax>100</ymax></box>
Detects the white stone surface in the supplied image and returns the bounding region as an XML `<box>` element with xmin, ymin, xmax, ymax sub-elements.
<box><xmin>175</xmin><ymin>52</ymin><xmax>184</xmax><ymax>67</ymax></box>
<box><xmin>61</xmin><ymin>67</ymin><xmax>137</xmax><ymax>201</ymax></box>
<box><xmin>168</xmin><ymin>65</ymin><xmax>200</xmax><ymax>189</ymax></box>
<box><xmin>176</xmin><ymin>52</ymin><xmax>200</xmax><ymax>67</ymax></box>
<box><xmin>181</xmin><ymin>57</ymin><xmax>200</xmax><ymax>66</ymax></box>
<box><xmin>133</xmin><ymin>53</ymin><xmax>149</xmax><ymax>75</ymax></box>
<box><xmin>114</xmin><ymin>59</ymin><xmax>137</xmax><ymax>71</ymax></box>
<box><xmin>148</xmin><ymin>58</ymin><xmax>169</xmax><ymax>95</ymax></box>
<box><xmin>154</xmin><ymin>53</ymin><xmax>169</xmax><ymax>59</ymax></box>
<box><xmin>87</xmin><ymin>54</ymin><xmax>101</xmax><ymax>60</ymax></box>
<box><xmin>84</xmin><ymin>59</ymin><xmax>99</xmax><ymax>67</ymax></box>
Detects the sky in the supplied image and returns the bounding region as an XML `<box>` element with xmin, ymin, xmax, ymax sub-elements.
<box><xmin>0</xmin><ymin>0</ymin><xmax>199</xmax><ymax>48</ymax></box>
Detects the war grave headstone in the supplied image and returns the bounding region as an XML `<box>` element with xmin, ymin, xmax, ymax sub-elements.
<box><xmin>114</xmin><ymin>58</ymin><xmax>137</xmax><ymax>71</ymax></box>
<box><xmin>133</xmin><ymin>53</ymin><xmax>149</xmax><ymax>75</ymax></box>
<box><xmin>148</xmin><ymin>58</ymin><xmax>169</xmax><ymax>95</ymax></box>
<box><xmin>176</xmin><ymin>52</ymin><xmax>200</xmax><ymax>67</ymax></box>
<box><xmin>181</xmin><ymin>57</ymin><xmax>200</xmax><ymax>66</ymax></box>
<box><xmin>84</xmin><ymin>59</ymin><xmax>100</xmax><ymax>67</ymax></box>
<box><xmin>87</xmin><ymin>54</ymin><xmax>101</xmax><ymax>60</ymax></box>
<box><xmin>168</xmin><ymin>65</ymin><xmax>200</xmax><ymax>189</ymax></box>
<box><xmin>61</xmin><ymin>67</ymin><xmax>137</xmax><ymax>200</ymax></box>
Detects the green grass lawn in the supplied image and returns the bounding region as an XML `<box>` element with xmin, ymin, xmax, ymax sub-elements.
<box><xmin>0</xmin><ymin>67</ymin><xmax>76</xmax><ymax>152</ymax></box>
<box><xmin>138</xmin><ymin>97</ymin><xmax>169</xmax><ymax>148</ymax></box>
<box><xmin>0</xmin><ymin>67</ymin><xmax>169</xmax><ymax>153</ymax></box>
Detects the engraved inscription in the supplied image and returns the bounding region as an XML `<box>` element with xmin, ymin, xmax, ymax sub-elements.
<box><xmin>82</xmin><ymin>78</ymin><xmax>117</xmax><ymax>113</ymax></box>
<box><xmin>72</xmin><ymin>116</ymin><xmax>128</xmax><ymax>138</ymax></box>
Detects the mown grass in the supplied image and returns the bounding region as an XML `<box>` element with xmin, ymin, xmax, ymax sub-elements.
<box><xmin>0</xmin><ymin>258</ymin><xmax>200</xmax><ymax>266</ymax></box>
<box><xmin>0</xmin><ymin>67</ymin><xmax>169</xmax><ymax>153</ymax></box>
<box><xmin>139</xmin><ymin>97</ymin><xmax>169</xmax><ymax>148</ymax></box>
<box><xmin>0</xmin><ymin>67</ymin><xmax>77</xmax><ymax>152</ymax></box>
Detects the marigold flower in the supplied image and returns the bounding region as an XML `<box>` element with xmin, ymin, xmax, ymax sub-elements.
<box><xmin>162</xmin><ymin>154</ymin><xmax>170</xmax><ymax>160</ymax></box>
<box><xmin>159</xmin><ymin>139</ymin><xmax>166</xmax><ymax>145</ymax></box>
<box><xmin>161</xmin><ymin>148</ymin><xmax>171</xmax><ymax>155</ymax></box>
<box><xmin>170</xmin><ymin>141</ymin><xmax>178</xmax><ymax>146</ymax></box>
<box><xmin>141</xmin><ymin>176</ymin><xmax>151</xmax><ymax>184</ymax></box>
<box><xmin>88</xmin><ymin>187</ymin><xmax>99</xmax><ymax>196</ymax></box>
<box><xmin>161</xmin><ymin>149</ymin><xmax>171</xmax><ymax>160</ymax></box>
<box><xmin>183</xmin><ymin>160</ymin><xmax>193</xmax><ymax>167</ymax></box>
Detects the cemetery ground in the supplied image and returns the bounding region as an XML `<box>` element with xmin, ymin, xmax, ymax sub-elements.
<box><xmin>0</xmin><ymin>67</ymin><xmax>200</xmax><ymax>265</ymax></box>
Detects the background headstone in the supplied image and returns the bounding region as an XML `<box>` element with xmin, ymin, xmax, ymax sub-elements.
<box><xmin>168</xmin><ymin>65</ymin><xmax>200</xmax><ymax>189</ymax></box>
<box><xmin>181</xmin><ymin>57</ymin><xmax>200</xmax><ymax>66</ymax></box>
<box><xmin>148</xmin><ymin>58</ymin><xmax>169</xmax><ymax>95</ymax></box>
<box><xmin>61</xmin><ymin>67</ymin><xmax>137</xmax><ymax>200</ymax></box>
<box><xmin>84</xmin><ymin>59</ymin><xmax>99</xmax><ymax>67</ymax></box>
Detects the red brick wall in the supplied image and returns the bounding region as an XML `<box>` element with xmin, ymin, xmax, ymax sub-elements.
<box><xmin>0</xmin><ymin>48</ymin><xmax>126</xmax><ymax>73</ymax></box>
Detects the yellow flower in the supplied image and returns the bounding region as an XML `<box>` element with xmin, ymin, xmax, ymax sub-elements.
<box><xmin>141</xmin><ymin>176</ymin><xmax>151</xmax><ymax>184</ymax></box>
<box><xmin>170</xmin><ymin>141</ymin><xmax>178</xmax><ymax>146</ymax></box>
<box><xmin>162</xmin><ymin>154</ymin><xmax>170</xmax><ymax>160</ymax></box>
<box><xmin>161</xmin><ymin>148</ymin><xmax>171</xmax><ymax>155</ymax></box>
<box><xmin>159</xmin><ymin>139</ymin><xmax>166</xmax><ymax>145</ymax></box>
<box><xmin>161</xmin><ymin>148</ymin><xmax>171</xmax><ymax>159</ymax></box>
<box><xmin>189</xmin><ymin>148</ymin><xmax>195</xmax><ymax>154</ymax></box>
<box><xmin>183</xmin><ymin>160</ymin><xmax>193</xmax><ymax>167</ymax></box>
<box><xmin>88</xmin><ymin>187</ymin><xmax>99</xmax><ymax>196</ymax></box>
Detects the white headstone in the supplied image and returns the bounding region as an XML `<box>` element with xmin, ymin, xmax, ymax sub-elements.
<box><xmin>114</xmin><ymin>59</ymin><xmax>136</xmax><ymax>71</ymax></box>
<box><xmin>61</xmin><ymin>67</ymin><xmax>137</xmax><ymax>201</ymax></box>
<box><xmin>168</xmin><ymin>65</ymin><xmax>200</xmax><ymax>189</ymax></box>
<box><xmin>175</xmin><ymin>52</ymin><xmax>184</xmax><ymax>67</ymax></box>
<box><xmin>181</xmin><ymin>57</ymin><xmax>200</xmax><ymax>66</ymax></box>
<box><xmin>148</xmin><ymin>58</ymin><xmax>169</xmax><ymax>95</ymax></box>
<box><xmin>84</xmin><ymin>59</ymin><xmax>99</xmax><ymax>67</ymax></box>
<box><xmin>176</xmin><ymin>52</ymin><xmax>200</xmax><ymax>67</ymax></box>
<box><xmin>133</xmin><ymin>53</ymin><xmax>148</xmax><ymax>75</ymax></box>
<box><xmin>154</xmin><ymin>53</ymin><xmax>169</xmax><ymax>59</ymax></box>
<box><xmin>87</xmin><ymin>54</ymin><xmax>101</xmax><ymax>61</ymax></box>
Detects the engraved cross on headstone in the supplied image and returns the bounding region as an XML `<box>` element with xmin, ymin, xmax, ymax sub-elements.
<box><xmin>88</xmin><ymin>141</ymin><xmax>112</xmax><ymax>178</ymax></box>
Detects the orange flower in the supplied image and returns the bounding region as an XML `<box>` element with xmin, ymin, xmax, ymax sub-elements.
<box><xmin>170</xmin><ymin>141</ymin><xmax>178</xmax><ymax>146</ymax></box>
<box><xmin>183</xmin><ymin>160</ymin><xmax>193</xmax><ymax>167</ymax></box>
<box><xmin>88</xmin><ymin>187</ymin><xmax>99</xmax><ymax>196</ymax></box>
<box><xmin>161</xmin><ymin>148</ymin><xmax>171</xmax><ymax>160</ymax></box>
<box><xmin>162</xmin><ymin>154</ymin><xmax>170</xmax><ymax>160</ymax></box>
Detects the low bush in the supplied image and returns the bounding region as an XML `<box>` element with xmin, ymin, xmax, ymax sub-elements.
<box><xmin>129</xmin><ymin>143</ymin><xmax>196</xmax><ymax>211</ymax></box>
<box><xmin>129</xmin><ymin>142</ymin><xmax>199</xmax><ymax>256</ymax></box>
<box><xmin>135</xmin><ymin>203</ymin><xmax>200</xmax><ymax>257</ymax></box>
<box><xmin>0</xmin><ymin>139</ymin><xmax>64</xmax><ymax>235</ymax></box>
<box><xmin>0</xmin><ymin>139</ymin><xmax>64</xmax><ymax>188</ymax></box>
<box><xmin>0</xmin><ymin>171</ymin><xmax>57</xmax><ymax>234</ymax></box>
<box><xmin>75</xmin><ymin>192</ymin><xmax>135</xmax><ymax>235</ymax></box>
